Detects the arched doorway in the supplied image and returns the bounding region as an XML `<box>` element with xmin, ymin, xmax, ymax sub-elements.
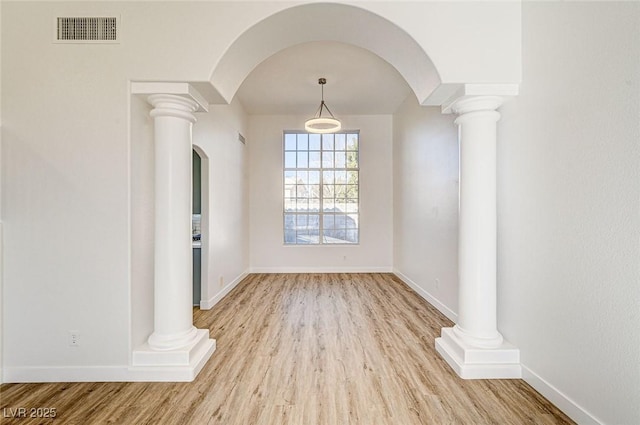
<box><xmin>209</xmin><ymin>2</ymin><xmax>441</xmax><ymax>106</ymax></box>
<box><xmin>192</xmin><ymin>144</ymin><xmax>210</xmax><ymax>308</ymax></box>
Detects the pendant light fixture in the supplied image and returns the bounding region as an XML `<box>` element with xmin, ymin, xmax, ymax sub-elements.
<box><xmin>305</xmin><ymin>78</ymin><xmax>341</xmax><ymax>134</ymax></box>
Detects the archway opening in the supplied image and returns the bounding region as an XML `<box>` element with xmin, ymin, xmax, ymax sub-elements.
<box><xmin>192</xmin><ymin>145</ymin><xmax>210</xmax><ymax>309</ymax></box>
<box><xmin>209</xmin><ymin>2</ymin><xmax>441</xmax><ymax>107</ymax></box>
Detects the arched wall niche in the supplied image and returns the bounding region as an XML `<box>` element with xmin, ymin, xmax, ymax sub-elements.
<box><xmin>208</xmin><ymin>2</ymin><xmax>442</xmax><ymax>106</ymax></box>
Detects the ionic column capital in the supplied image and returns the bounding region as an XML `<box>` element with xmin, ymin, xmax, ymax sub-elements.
<box><xmin>449</xmin><ymin>95</ymin><xmax>503</xmax><ymax>115</ymax></box>
<box><xmin>147</xmin><ymin>94</ymin><xmax>199</xmax><ymax>124</ymax></box>
<box><xmin>131</xmin><ymin>81</ymin><xmax>209</xmax><ymax>120</ymax></box>
<box><xmin>440</xmin><ymin>83</ymin><xmax>517</xmax><ymax>115</ymax></box>
<box><xmin>449</xmin><ymin>96</ymin><xmax>503</xmax><ymax>127</ymax></box>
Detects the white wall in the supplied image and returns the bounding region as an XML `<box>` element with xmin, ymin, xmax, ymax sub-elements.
<box><xmin>365</xmin><ymin>1</ymin><xmax>521</xmax><ymax>88</ymax></box>
<box><xmin>249</xmin><ymin>115</ymin><xmax>393</xmax><ymax>272</ymax></box>
<box><xmin>2</xmin><ymin>3</ymin><xmax>131</xmax><ymax>376</ymax></box>
<box><xmin>193</xmin><ymin>101</ymin><xmax>250</xmax><ymax>308</ymax></box>
<box><xmin>498</xmin><ymin>3</ymin><xmax>640</xmax><ymax>425</ymax></box>
<box><xmin>392</xmin><ymin>98</ymin><xmax>458</xmax><ymax>321</ymax></box>
<box><xmin>130</xmin><ymin>93</ymin><xmax>156</xmax><ymax>355</ymax></box>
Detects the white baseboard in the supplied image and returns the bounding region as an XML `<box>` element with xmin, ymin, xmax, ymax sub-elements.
<box><xmin>3</xmin><ymin>366</ymin><xmax>134</xmax><ymax>383</ymax></box>
<box><xmin>200</xmin><ymin>270</ymin><xmax>249</xmax><ymax>310</ymax></box>
<box><xmin>522</xmin><ymin>365</ymin><xmax>603</xmax><ymax>425</ymax></box>
<box><xmin>249</xmin><ymin>266</ymin><xmax>393</xmax><ymax>273</ymax></box>
<box><xmin>3</xmin><ymin>363</ymin><xmax>210</xmax><ymax>383</ymax></box>
<box><xmin>4</xmin><ymin>332</ymin><xmax>216</xmax><ymax>383</ymax></box>
<box><xmin>393</xmin><ymin>269</ymin><xmax>458</xmax><ymax>323</ymax></box>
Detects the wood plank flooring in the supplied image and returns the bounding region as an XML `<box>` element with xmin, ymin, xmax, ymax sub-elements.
<box><xmin>1</xmin><ymin>273</ymin><xmax>575</xmax><ymax>424</ymax></box>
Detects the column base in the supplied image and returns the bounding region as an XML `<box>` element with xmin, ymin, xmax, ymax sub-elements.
<box><xmin>435</xmin><ymin>327</ymin><xmax>521</xmax><ymax>379</ymax></box>
<box><xmin>131</xmin><ymin>329</ymin><xmax>215</xmax><ymax>382</ymax></box>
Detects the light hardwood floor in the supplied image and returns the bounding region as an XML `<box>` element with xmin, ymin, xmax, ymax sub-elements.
<box><xmin>1</xmin><ymin>273</ymin><xmax>575</xmax><ymax>424</ymax></box>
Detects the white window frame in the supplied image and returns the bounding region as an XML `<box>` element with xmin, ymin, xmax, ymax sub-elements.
<box><xmin>283</xmin><ymin>131</ymin><xmax>360</xmax><ymax>245</ymax></box>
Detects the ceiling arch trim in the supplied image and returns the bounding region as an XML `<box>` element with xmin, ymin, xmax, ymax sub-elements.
<box><xmin>209</xmin><ymin>3</ymin><xmax>441</xmax><ymax>106</ymax></box>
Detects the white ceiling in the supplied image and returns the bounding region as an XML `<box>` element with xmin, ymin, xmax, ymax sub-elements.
<box><xmin>236</xmin><ymin>41</ymin><xmax>413</xmax><ymax>116</ymax></box>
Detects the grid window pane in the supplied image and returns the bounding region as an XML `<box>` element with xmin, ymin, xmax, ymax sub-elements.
<box><xmin>347</xmin><ymin>151</ymin><xmax>358</xmax><ymax>168</ymax></box>
<box><xmin>308</xmin><ymin>214</ymin><xmax>320</xmax><ymax>230</ymax></box>
<box><xmin>347</xmin><ymin>134</ymin><xmax>358</xmax><ymax>151</ymax></box>
<box><xmin>323</xmin><ymin>185</ymin><xmax>334</xmax><ymax>199</ymax></box>
<box><xmin>323</xmin><ymin>170</ymin><xmax>334</xmax><ymax>184</ymax></box>
<box><xmin>285</xmin><ymin>152</ymin><xmax>296</xmax><ymax>168</ymax></box>
<box><xmin>322</xmin><ymin>152</ymin><xmax>334</xmax><ymax>168</ymax></box>
<box><xmin>322</xmin><ymin>134</ymin><xmax>334</xmax><ymax>150</ymax></box>
<box><xmin>284</xmin><ymin>131</ymin><xmax>359</xmax><ymax>245</ymax></box>
<box><xmin>323</xmin><ymin>214</ymin><xmax>335</xmax><ymax>229</ymax></box>
<box><xmin>285</xmin><ymin>134</ymin><xmax>297</xmax><ymax>150</ymax></box>
<box><xmin>323</xmin><ymin>199</ymin><xmax>335</xmax><ymax>212</ymax></box>
<box><xmin>297</xmin><ymin>152</ymin><xmax>308</xmax><ymax>168</ymax></box>
<box><xmin>295</xmin><ymin>185</ymin><xmax>306</xmax><ymax>198</ymax></box>
<box><xmin>297</xmin><ymin>133</ymin><xmax>309</xmax><ymax>150</ymax></box>
<box><xmin>308</xmin><ymin>184</ymin><xmax>320</xmax><ymax>199</ymax></box>
<box><xmin>309</xmin><ymin>152</ymin><xmax>321</xmax><ymax>168</ymax></box>
<box><xmin>309</xmin><ymin>199</ymin><xmax>320</xmax><ymax>212</ymax></box>
<box><xmin>297</xmin><ymin>171</ymin><xmax>308</xmax><ymax>184</ymax></box>
<box><xmin>335</xmin><ymin>133</ymin><xmax>346</xmax><ymax>150</ymax></box>
<box><xmin>309</xmin><ymin>134</ymin><xmax>321</xmax><ymax>150</ymax></box>
<box><xmin>297</xmin><ymin>214</ymin><xmax>308</xmax><ymax>227</ymax></box>
<box><xmin>346</xmin><ymin>185</ymin><xmax>358</xmax><ymax>200</ymax></box>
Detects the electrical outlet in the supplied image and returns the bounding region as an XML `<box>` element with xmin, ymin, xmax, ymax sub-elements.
<box><xmin>219</xmin><ymin>276</ymin><xmax>224</xmax><ymax>287</ymax></box>
<box><xmin>69</xmin><ymin>331</ymin><xmax>80</xmax><ymax>347</ymax></box>
<box><xmin>435</xmin><ymin>279</ymin><xmax>440</xmax><ymax>289</ymax></box>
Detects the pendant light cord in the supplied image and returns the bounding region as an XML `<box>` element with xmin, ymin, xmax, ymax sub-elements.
<box><xmin>315</xmin><ymin>78</ymin><xmax>336</xmax><ymax>119</ymax></box>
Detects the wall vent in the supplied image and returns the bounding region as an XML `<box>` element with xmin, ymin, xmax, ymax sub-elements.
<box><xmin>238</xmin><ymin>133</ymin><xmax>246</xmax><ymax>145</ymax></box>
<box><xmin>55</xmin><ymin>17</ymin><xmax>119</xmax><ymax>43</ymax></box>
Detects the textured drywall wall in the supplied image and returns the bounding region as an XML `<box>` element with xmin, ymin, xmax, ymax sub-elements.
<box><xmin>392</xmin><ymin>98</ymin><xmax>459</xmax><ymax>320</ymax></box>
<box><xmin>498</xmin><ymin>3</ymin><xmax>640</xmax><ymax>424</ymax></box>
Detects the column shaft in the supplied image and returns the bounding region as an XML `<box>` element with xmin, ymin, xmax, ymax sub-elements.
<box><xmin>148</xmin><ymin>94</ymin><xmax>198</xmax><ymax>351</ymax></box>
<box><xmin>454</xmin><ymin>106</ymin><xmax>503</xmax><ymax>348</ymax></box>
<box><xmin>435</xmin><ymin>95</ymin><xmax>520</xmax><ymax>379</ymax></box>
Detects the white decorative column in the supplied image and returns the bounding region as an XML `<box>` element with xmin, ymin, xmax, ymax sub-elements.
<box><xmin>436</xmin><ymin>94</ymin><xmax>520</xmax><ymax>379</ymax></box>
<box><xmin>131</xmin><ymin>83</ymin><xmax>215</xmax><ymax>381</ymax></box>
<box><xmin>148</xmin><ymin>93</ymin><xmax>199</xmax><ymax>350</ymax></box>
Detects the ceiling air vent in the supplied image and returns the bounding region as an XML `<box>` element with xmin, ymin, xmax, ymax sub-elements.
<box><xmin>55</xmin><ymin>17</ymin><xmax>119</xmax><ymax>43</ymax></box>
